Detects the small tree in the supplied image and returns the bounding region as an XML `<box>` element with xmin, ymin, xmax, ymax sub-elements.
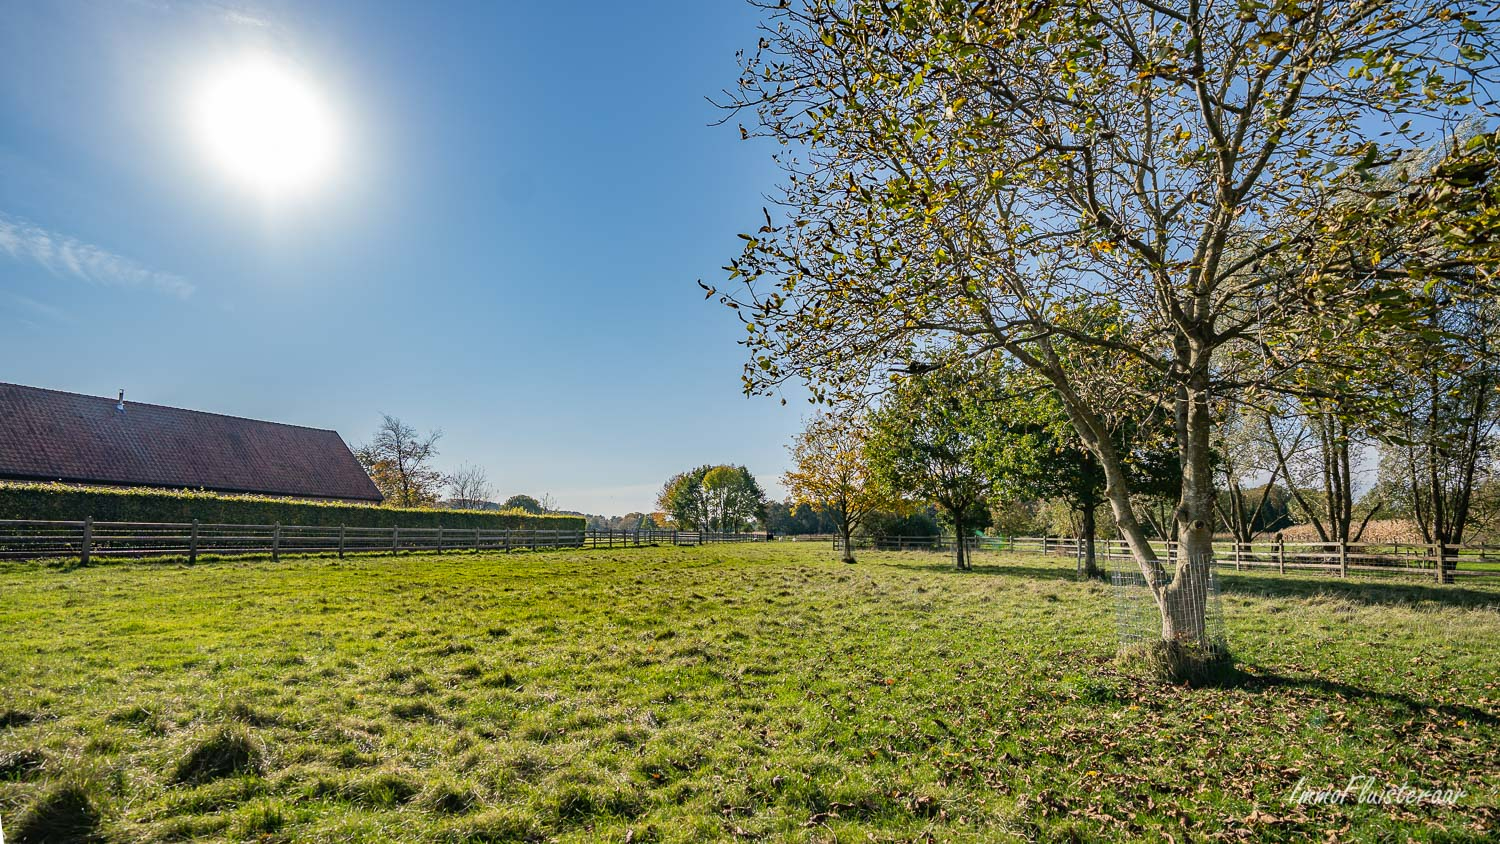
<box><xmin>447</xmin><ymin>463</ymin><xmax>493</xmax><ymax>510</ymax></box>
<box><xmin>356</xmin><ymin>415</ymin><xmax>445</xmax><ymax>508</ymax></box>
<box><xmin>866</xmin><ymin>367</ymin><xmax>996</xmax><ymax>571</ymax></box>
<box><xmin>783</xmin><ymin>412</ymin><xmax>897</xmax><ymax>563</ymax></box>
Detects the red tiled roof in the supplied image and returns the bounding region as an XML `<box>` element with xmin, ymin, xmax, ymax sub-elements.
<box><xmin>0</xmin><ymin>383</ymin><xmax>383</xmax><ymax>502</ymax></box>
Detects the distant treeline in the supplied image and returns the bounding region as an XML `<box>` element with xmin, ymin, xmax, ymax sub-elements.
<box><xmin>764</xmin><ymin>500</ymin><xmax>941</xmax><ymax>537</ymax></box>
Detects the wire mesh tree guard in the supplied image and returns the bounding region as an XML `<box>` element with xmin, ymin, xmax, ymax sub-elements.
<box><xmin>1109</xmin><ymin>547</ymin><xmax>1227</xmax><ymax>652</ymax></box>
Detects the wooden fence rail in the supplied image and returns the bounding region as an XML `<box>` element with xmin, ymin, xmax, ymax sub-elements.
<box><xmin>0</xmin><ymin>520</ymin><xmax>766</xmax><ymax>564</ymax></box>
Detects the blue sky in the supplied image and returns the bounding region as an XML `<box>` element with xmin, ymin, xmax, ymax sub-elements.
<box><xmin>0</xmin><ymin>0</ymin><xmax>809</xmax><ymax>514</ymax></box>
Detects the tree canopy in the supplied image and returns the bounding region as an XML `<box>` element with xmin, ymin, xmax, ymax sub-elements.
<box><xmin>501</xmin><ymin>494</ymin><xmax>545</xmax><ymax>514</ymax></box>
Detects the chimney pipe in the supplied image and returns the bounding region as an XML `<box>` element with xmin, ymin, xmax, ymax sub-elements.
<box><xmin>116</xmin><ymin>389</ymin><xmax>126</xmax><ymax>413</ymax></box>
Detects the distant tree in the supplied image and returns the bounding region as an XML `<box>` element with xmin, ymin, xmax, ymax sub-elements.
<box><xmin>657</xmin><ymin>465</ymin><xmax>768</xmax><ymax>531</ymax></box>
<box><xmin>1376</xmin><ymin>297</ymin><xmax>1500</xmax><ymax>580</ymax></box>
<box><xmin>980</xmin><ymin>365</ymin><xmax>1179</xmax><ymax>579</ymax></box>
<box><xmin>1261</xmin><ymin>398</ymin><xmax>1383</xmax><ymax>545</ymax></box>
<box><xmin>764</xmin><ymin>500</ymin><xmax>840</xmax><ymax>536</ymax></box>
<box><xmin>446</xmin><ymin>463</ymin><xmax>493</xmax><ymax>510</ymax></box>
<box><xmin>865</xmin><ymin>506</ymin><xmax>941</xmax><ymax>540</ymax></box>
<box><xmin>356</xmin><ymin>415</ymin><xmax>445</xmax><ymax>508</ymax></box>
<box><xmin>1213</xmin><ymin>406</ymin><xmax>1288</xmax><ymax>548</ymax></box>
<box><xmin>866</xmin><ymin>366</ymin><xmax>997</xmax><ymax>571</ymax></box>
<box><xmin>538</xmin><ymin>493</ymin><xmax>559</xmax><ymax>513</ymax></box>
<box><xmin>502</xmin><ymin>494</ymin><xmax>544</xmax><ymax>514</ymax></box>
<box><xmin>783</xmin><ymin>412</ymin><xmax>898</xmax><ymax>563</ymax></box>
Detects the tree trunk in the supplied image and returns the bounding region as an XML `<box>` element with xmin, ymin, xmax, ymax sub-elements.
<box><xmin>1080</xmin><ymin>501</ymin><xmax>1103</xmax><ymax>579</ymax></box>
<box><xmin>1160</xmin><ymin>378</ymin><xmax>1216</xmax><ymax>644</ymax></box>
<box><xmin>952</xmin><ymin>515</ymin><xmax>967</xmax><ymax>570</ymax></box>
<box><xmin>839</xmin><ymin>520</ymin><xmax>855</xmax><ymax>564</ymax></box>
<box><xmin>1031</xmin><ymin>340</ymin><xmax>1215</xmax><ymax>647</ymax></box>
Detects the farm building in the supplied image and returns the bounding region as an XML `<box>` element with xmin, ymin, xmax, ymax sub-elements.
<box><xmin>0</xmin><ymin>382</ymin><xmax>382</xmax><ymax>503</ymax></box>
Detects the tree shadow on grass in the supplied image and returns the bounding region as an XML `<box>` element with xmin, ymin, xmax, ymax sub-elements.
<box><xmin>872</xmin><ymin>557</ymin><xmax>1085</xmax><ymax>583</ymax></box>
<box><xmin>1218</xmin><ymin>570</ymin><xmax>1500</xmax><ymax>611</ymax></box>
<box><xmin>1222</xmin><ymin>662</ymin><xmax>1500</xmax><ymax>726</ymax></box>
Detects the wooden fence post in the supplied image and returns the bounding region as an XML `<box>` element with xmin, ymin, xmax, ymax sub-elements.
<box><xmin>1338</xmin><ymin>540</ymin><xmax>1348</xmax><ymax>578</ymax></box>
<box><xmin>1234</xmin><ymin>541</ymin><xmax>1242</xmax><ymax>571</ymax></box>
<box><xmin>474</xmin><ymin>526</ymin><xmax>481</xmax><ymax>553</ymax></box>
<box><xmin>1277</xmin><ymin>535</ymin><xmax>1285</xmax><ymax>574</ymax></box>
<box><xmin>189</xmin><ymin>519</ymin><xmax>199</xmax><ymax>564</ymax></box>
<box><xmin>81</xmin><ymin>516</ymin><xmax>92</xmax><ymax>566</ymax></box>
<box><xmin>271</xmin><ymin>522</ymin><xmax>281</xmax><ymax>562</ymax></box>
<box><xmin>437</xmin><ymin>524</ymin><xmax>444</xmax><ymax>553</ymax></box>
<box><xmin>392</xmin><ymin>525</ymin><xmax>400</xmax><ymax>555</ymax></box>
<box><xmin>1042</xmin><ymin>535</ymin><xmax>1049</xmax><ymax>556</ymax></box>
<box><xmin>503</xmin><ymin>529</ymin><xmax>511</xmax><ymax>553</ymax></box>
<box><xmin>338</xmin><ymin>525</ymin><xmax>346</xmax><ymax>559</ymax></box>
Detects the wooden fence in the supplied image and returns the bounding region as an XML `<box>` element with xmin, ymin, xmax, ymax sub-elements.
<box><xmin>833</xmin><ymin>534</ymin><xmax>982</xmax><ymax>552</ymax></box>
<box><xmin>828</xmin><ymin>533</ymin><xmax>1498</xmax><ymax>583</ymax></box>
<box><xmin>1005</xmin><ymin>535</ymin><xmax>1500</xmax><ymax>583</ymax></box>
<box><xmin>0</xmin><ymin>519</ymin><xmax>766</xmax><ymax>564</ymax></box>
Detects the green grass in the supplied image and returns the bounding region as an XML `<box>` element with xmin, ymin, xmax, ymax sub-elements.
<box><xmin>0</xmin><ymin>545</ymin><xmax>1495</xmax><ymax>842</ymax></box>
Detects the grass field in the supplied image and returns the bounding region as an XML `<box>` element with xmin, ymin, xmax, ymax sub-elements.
<box><xmin>0</xmin><ymin>545</ymin><xmax>1496</xmax><ymax>842</ymax></box>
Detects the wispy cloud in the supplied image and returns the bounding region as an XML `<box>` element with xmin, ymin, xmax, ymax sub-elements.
<box><xmin>0</xmin><ymin>214</ymin><xmax>194</xmax><ymax>298</ymax></box>
<box><xmin>221</xmin><ymin>9</ymin><xmax>272</xmax><ymax>28</ymax></box>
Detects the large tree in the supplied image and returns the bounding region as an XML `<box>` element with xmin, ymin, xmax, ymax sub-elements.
<box><xmin>783</xmin><ymin>412</ymin><xmax>898</xmax><ymax>562</ymax></box>
<box><xmin>356</xmin><ymin>415</ymin><xmax>446</xmax><ymax>508</ymax></box>
<box><xmin>712</xmin><ymin>0</ymin><xmax>1496</xmax><ymax>648</ymax></box>
<box><xmin>657</xmin><ymin>465</ymin><xmax>769</xmax><ymax>532</ymax></box>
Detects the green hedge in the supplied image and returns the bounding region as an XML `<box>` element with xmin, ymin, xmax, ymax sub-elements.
<box><xmin>0</xmin><ymin>483</ymin><xmax>585</xmax><ymax>532</ymax></box>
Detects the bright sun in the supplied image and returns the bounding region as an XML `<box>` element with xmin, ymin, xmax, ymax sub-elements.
<box><xmin>192</xmin><ymin>57</ymin><xmax>339</xmax><ymax>197</ymax></box>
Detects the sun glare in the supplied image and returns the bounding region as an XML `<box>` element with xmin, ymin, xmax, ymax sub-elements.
<box><xmin>192</xmin><ymin>57</ymin><xmax>339</xmax><ymax>198</ymax></box>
